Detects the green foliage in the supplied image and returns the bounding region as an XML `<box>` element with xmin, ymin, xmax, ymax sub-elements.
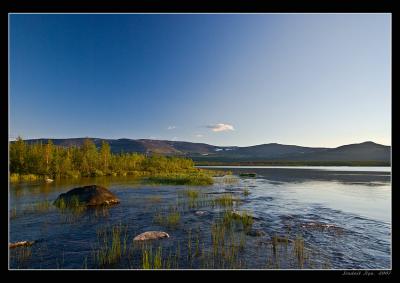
<box><xmin>9</xmin><ymin>138</ymin><xmax>214</xmax><ymax>185</ymax></box>
<box><xmin>94</xmin><ymin>223</ymin><xmax>128</xmax><ymax>267</ymax></box>
<box><xmin>223</xmin><ymin>210</ymin><xmax>254</xmax><ymax>232</ymax></box>
<box><xmin>214</xmin><ymin>194</ymin><xmax>236</xmax><ymax>207</ymax></box>
<box><xmin>147</xmin><ymin>173</ymin><xmax>213</xmax><ymax>186</ymax></box>
<box><xmin>141</xmin><ymin>246</ymin><xmax>163</xmax><ymax>269</ymax></box>
<box><xmin>33</xmin><ymin>200</ymin><xmax>51</xmax><ymax>212</ymax></box>
<box><xmin>154</xmin><ymin>207</ymin><xmax>181</xmax><ymax>228</ymax></box>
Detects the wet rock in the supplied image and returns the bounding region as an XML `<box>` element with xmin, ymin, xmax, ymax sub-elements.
<box><xmin>301</xmin><ymin>222</ymin><xmax>343</xmax><ymax>232</ymax></box>
<box><xmin>271</xmin><ymin>236</ymin><xmax>293</xmax><ymax>244</ymax></box>
<box><xmin>54</xmin><ymin>185</ymin><xmax>120</xmax><ymax>207</ymax></box>
<box><xmin>9</xmin><ymin>241</ymin><xmax>35</xmax><ymax>249</ymax></box>
<box><xmin>246</xmin><ymin>229</ymin><xmax>266</xmax><ymax>237</ymax></box>
<box><xmin>231</xmin><ymin>210</ymin><xmax>261</xmax><ymax>220</ymax></box>
<box><xmin>195</xmin><ymin>211</ymin><xmax>209</xmax><ymax>216</ymax></box>
<box><xmin>133</xmin><ymin>231</ymin><xmax>170</xmax><ymax>241</ymax></box>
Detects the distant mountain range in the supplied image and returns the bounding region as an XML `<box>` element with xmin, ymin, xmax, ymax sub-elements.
<box><xmin>20</xmin><ymin>138</ymin><xmax>391</xmax><ymax>164</ymax></box>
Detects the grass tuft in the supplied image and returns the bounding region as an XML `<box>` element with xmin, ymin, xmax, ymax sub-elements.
<box><xmin>214</xmin><ymin>194</ymin><xmax>237</xmax><ymax>207</ymax></box>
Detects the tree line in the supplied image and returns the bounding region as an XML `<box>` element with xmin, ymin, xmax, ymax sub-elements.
<box><xmin>9</xmin><ymin>137</ymin><xmax>196</xmax><ymax>178</ymax></box>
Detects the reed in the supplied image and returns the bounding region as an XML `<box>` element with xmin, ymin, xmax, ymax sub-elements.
<box><xmin>153</xmin><ymin>209</ymin><xmax>181</xmax><ymax>228</ymax></box>
<box><xmin>141</xmin><ymin>245</ymin><xmax>163</xmax><ymax>269</ymax></box>
<box><xmin>223</xmin><ymin>210</ymin><xmax>254</xmax><ymax>232</ymax></box>
<box><xmin>293</xmin><ymin>235</ymin><xmax>305</xmax><ymax>268</ymax></box>
<box><xmin>33</xmin><ymin>200</ymin><xmax>51</xmax><ymax>212</ymax></box>
<box><xmin>214</xmin><ymin>194</ymin><xmax>236</xmax><ymax>207</ymax></box>
<box><xmin>10</xmin><ymin>207</ymin><xmax>17</xmax><ymax>219</ymax></box>
<box><xmin>148</xmin><ymin>195</ymin><xmax>162</xmax><ymax>203</ymax></box>
<box><xmin>94</xmin><ymin>223</ymin><xmax>128</xmax><ymax>267</ymax></box>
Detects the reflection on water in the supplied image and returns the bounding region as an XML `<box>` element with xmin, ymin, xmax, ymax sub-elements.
<box><xmin>9</xmin><ymin>167</ymin><xmax>391</xmax><ymax>269</ymax></box>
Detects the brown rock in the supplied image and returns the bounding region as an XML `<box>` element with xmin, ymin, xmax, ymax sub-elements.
<box><xmin>54</xmin><ymin>185</ymin><xmax>120</xmax><ymax>207</ymax></box>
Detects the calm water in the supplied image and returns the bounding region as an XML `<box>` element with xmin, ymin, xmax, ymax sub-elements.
<box><xmin>9</xmin><ymin>167</ymin><xmax>391</xmax><ymax>269</ymax></box>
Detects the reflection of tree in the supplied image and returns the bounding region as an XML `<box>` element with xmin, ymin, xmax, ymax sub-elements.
<box><xmin>13</xmin><ymin>184</ymin><xmax>23</xmax><ymax>198</ymax></box>
<box><xmin>38</xmin><ymin>183</ymin><xmax>52</xmax><ymax>195</ymax></box>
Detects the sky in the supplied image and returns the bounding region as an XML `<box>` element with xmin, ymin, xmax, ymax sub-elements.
<box><xmin>9</xmin><ymin>14</ymin><xmax>391</xmax><ymax>147</ymax></box>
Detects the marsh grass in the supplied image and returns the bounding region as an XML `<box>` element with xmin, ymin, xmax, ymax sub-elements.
<box><xmin>140</xmin><ymin>245</ymin><xmax>166</xmax><ymax>269</ymax></box>
<box><xmin>153</xmin><ymin>206</ymin><xmax>181</xmax><ymax>228</ymax></box>
<box><xmin>243</xmin><ymin>188</ymin><xmax>250</xmax><ymax>196</ymax></box>
<box><xmin>10</xmin><ymin>173</ymin><xmax>41</xmax><ymax>183</ymax></box>
<box><xmin>94</xmin><ymin>223</ymin><xmax>128</xmax><ymax>267</ymax></box>
<box><xmin>10</xmin><ymin>207</ymin><xmax>17</xmax><ymax>219</ymax></box>
<box><xmin>54</xmin><ymin>195</ymin><xmax>86</xmax><ymax>216</ymax></box>
<box><xmin>209</xmin><ymin>218</ymin><xmax>248</xmax><ymax>269</ymax></box>
<box><xmin>214</xmin><ymin>194</ymin><xmax>238</xmax><ymax>208</ymax></box>
<box><xmin>260</xmin><ymin>233</ymin><xmax>319</xmax><ymax>269</ymax></box>
<box><xmin>223</xmin><ymin>210</ymin><xmax>254</xmax><ymax>232</ymax></box>
<box><xmin>94</xmin><ymin>207</ymin><xmax>110</xmax><ymax>218</ymax></box>
<box><xmin>10</xmin><ymin>246</ymin><xmax>32</xmax><ymax>268</ymax></box>
<box><xmin>222</xmin><ymin>175</ymin><xmax>239</xmax><ymax>185</ymax></box>
<box><xmin>147</xmin><ymin>195</ymin><xmax>162</xmax><ymax>204</ymax></box>
<box><xmin>183</xmin><ymin>189</ymin><xmax>199</xmax><ymax>199</ymax></box>
<box><xmin>293</xmin><ymin>236</ymin><xmax>305</xmax><ymax>268</ymax></box>
<box><xmin>56</xmin><ymin>251</ymin><xmax>65</xmax><ymax>269</ymax></box>
<box><xmin>146</xmin><ymin>172</ymin><xmax>213</xmax><ymax>186</ymax></box>
<box><xmin>33</xmin><ymin>200</ymin><xmax>52</xmax><ymax>212</ymax></box>
<box><xmin>82</xmin><ymin>256</ymin><xmax>88</xmax><ymax>269</ymax></box>
<box><xmin>177</xmin><ymin>190</ymin><xmax>214</xmax><ymax>210</ymax></box>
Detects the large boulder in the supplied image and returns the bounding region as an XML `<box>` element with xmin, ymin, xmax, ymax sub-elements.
<box><xmin>133</xmin><ymin>231</ymin><xmax>170</xmax><ymax>241</ymax></box>
<box><xmin>54</xmin><ymin>185</ymin><xmax>120</xmax><ymax>207</ymax></box>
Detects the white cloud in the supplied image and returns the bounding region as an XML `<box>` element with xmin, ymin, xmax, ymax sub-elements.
<box><xmin>195</xmin><ymin>134</ymin><xmax>204</xmax><ymax>138</ymax></box>
<box><xmin>167</xmin><ymin>126</ymin><xmax>176</xmax><ymax>130</ymax></box>
<box><xmin>206</xmin><ymin>123</ymin><xmax>235</xmax><ymax>132</ymax></box>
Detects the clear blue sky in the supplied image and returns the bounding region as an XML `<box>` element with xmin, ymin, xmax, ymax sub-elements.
<box><xmin>9</xmin><ymin>14</ymin><xmax>391</xmax><ymax>147</ymax></box>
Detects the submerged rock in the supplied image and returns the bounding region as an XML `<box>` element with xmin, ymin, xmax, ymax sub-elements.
<box><xmin>239</xmin><ymin>173</ymin><xmax>257</xmax><ymax>177</ymax></box>
<box><xmin>9</xmin><ymin>241</ymin><xmax>35</xmax><ymax>249</ymax></box>
<box><xmin>54</xmin><ymin>185</ymin><xmax>120</xmax><ymax>207</ymax></box>
<box><xmin>195</xmin><ymin>211</ymin><xmax>209</xmax><ymax>216</ymax></box>
<box><xmin>301</xmin><ymin>222</ymin><xmax>343</xmax><ymax>232</ymax></box>
<box><xmin>246</xmin><ymin>229</ymin><xmax>266</xmax><ymax>237</ymax></box>
<box><xmin>133</xmin><ymin>231</ymin><xmax>170</xmax><ymax>241</ymax></box>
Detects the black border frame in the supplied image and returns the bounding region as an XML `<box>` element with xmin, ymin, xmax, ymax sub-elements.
<box><xmin>2</xmin><ymin>0</ymin><xmax>395</xmax><ymax>279</ymax></box>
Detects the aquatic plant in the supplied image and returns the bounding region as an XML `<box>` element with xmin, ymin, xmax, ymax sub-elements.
<box><xmin>293</xmin><ymin>235</ymin><xmax>305</xmax><ymax>268</ymax></box>
<box><xmin>243</xmin><ymin>188</ymin><xmax>250</xmax><ymax>196</ymax></box>
<box><xmin>10</xmin><ymin>207</ymin><xmax>17</xmax><ymax>219</ymax></box>
<box><xmin>146</xmin><ymin>173</ymin><xmax>213</xmax><ymax>186</ymax></box>
<box><xmin>184</xmin><ymin>189</ymin><xmax>200</xmax><ymax>199</ymax></box>
<box><xmin>153</xmin><ymin>210</ymin><xmax>181</xmax><ymax>228</ymax></box>
<box><xmin>214</xmin><ymin>194</ymin><xmax>237</xmax><ymax>207</ymax></box>
<box><xmin>10</xmin><ymin>173</ymin><xmax>41</xmax><ymax>183</ymax></box>
<box><xmin>94</xmin><ymin>223</ymin><xmax>128</xmax><ymax>267</ymax></box>
<box><xmin>141</xmin><ymin>245</ymin><xmax>163</xmax><ymax>269</ymax></box>
<box><xmin>223</xmin><ymin>210</ymin><xmax>254</xmax><ymax>232</ymax></box>
<box><xmin>222</xmin><ymin>175</ymin><xmax>239</xmax><ymax>184</ymax></box>
<box><xmin>148</xmin><ymin>195</ymin><xmax>162</xmax><ymax>203</ymax></box>
<box><xmin>33</xmin><ymin>200</ymin><xmax>51</xmax><ymax>212</ymax></box>
<box><xmin>239</xmin><ymin>173</ymin><xmax>257</xmax><ymax>178</ymax></box>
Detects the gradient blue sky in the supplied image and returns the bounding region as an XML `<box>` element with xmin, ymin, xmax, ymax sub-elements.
<box><xmin>10</xmin><ymin>14</ymin><xmax>391</xmax><ymax>147</ymax></box>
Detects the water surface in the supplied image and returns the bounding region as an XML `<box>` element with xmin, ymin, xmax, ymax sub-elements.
<box><xmin>9</xmin><ymin>166</ymin><xmax>391</xmax><ymax>269</ymax></box>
